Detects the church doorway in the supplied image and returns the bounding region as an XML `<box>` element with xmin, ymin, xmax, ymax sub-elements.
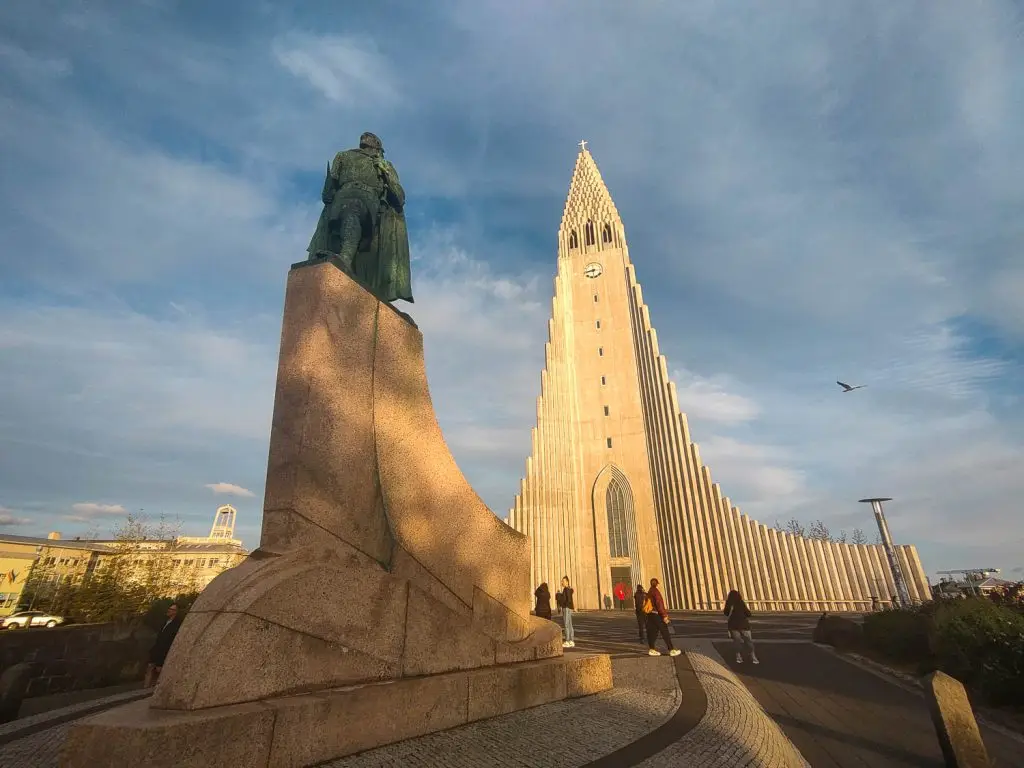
<box><xmin>611</xmin><ymin>566</ymin><xmax>632</xmax><ymax>610</ymax></box>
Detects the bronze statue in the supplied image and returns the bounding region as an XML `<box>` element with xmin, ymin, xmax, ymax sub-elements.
<box><xmin>307</xmin><ymin>132</ymin><xmax>413</xmax><ymax>304</ymax></box>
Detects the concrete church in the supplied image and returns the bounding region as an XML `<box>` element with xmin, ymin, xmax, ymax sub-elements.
<box><xmin>507</xmin><ymin>144</ymin><xmax>929</xmax><ymax>612</ymax></box>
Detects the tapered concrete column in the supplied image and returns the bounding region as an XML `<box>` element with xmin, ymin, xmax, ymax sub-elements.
<box><xmin>765</xmin><ymin>528</ymin><xmax>786</xmax><ymax>606</ymax></box>
<box><xmin>828</xmin><ymin>541</ymin><xmax>855</xmax><ymax>611</ymax></box>
<box><xmin>712</xmin><ymin>487</ymin><xmax>738</xmax><ymax>611</ymax></box>
<box><xmin>698</xmin><ymin>465</ymin><xmax>727</xmax><ymax>608</ymax></box>
<box><xmin>757</xmin><ymin>524</ymin><xmax>782</xmax><ymax>610</ymax></box>
<box><xmin>780</xmin><ymin>533</ymin><xmax>807</xmax><ymax>609</ymax></box>
<box><xmin>688</xmin><ymin>444</ymin><xmax>716</xmax><ymax>609</ymax></box>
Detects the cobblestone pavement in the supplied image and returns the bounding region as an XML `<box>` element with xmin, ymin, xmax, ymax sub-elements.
<box><xmin>324</xmin><ymin>687</ymin><xmax>681</xmax><ymax>767</ymax></box>
<box><xmin>635</xmin><ymin>642</ymin><xmax>809</xmax><ymax>768</ymax></box>
<box><xmin>0</xmin><ymin>689</ymin><xmax>150</xmax><ymax>768</ymax></box>
<box><xmin>0</xmin><ymin>721</ymin><xmax>73</xmax><ymax>768</ymax></box>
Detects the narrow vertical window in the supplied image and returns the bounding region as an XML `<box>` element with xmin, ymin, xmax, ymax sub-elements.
<box><xmin>603</xmin><ymin>406</ymin><xmax>609</xmax><ymax>416</ymax></box>
<box><xmin>568</xmin><ymin>230</ymin><xmax>579</xmax><ymax>249</ymax></box>
<box><xmin>594</xmin><ymin>294</ymin><xmax>599</xmax><ymax>302</ymax></box>
<box><xmin>606</xmin><ymin>438</ymin><xmax>613</xmax><ymax>448</ymax></box>
<box><xmin>596</xmin><ymin>319</ymin><xmax>601</xmax><ymax>329</ymax></box>
<box><xmin>602</xmin><ymin>223</ymin><xmax>612</xmax><ymax>243</ymax></box>
<box><xmin>598</xmin><ymin>347</ymin><xmax>603</xmax><ymax>356</ymax></box>
<box><xmin>601</xmin><ymin>376</ymin><xmax>606</xmax><ymax>385</ymax></box>
<box><xmin>585</xmin><ymin>219</ymin><xmax>596</xmax><ymax>246</ymax></box>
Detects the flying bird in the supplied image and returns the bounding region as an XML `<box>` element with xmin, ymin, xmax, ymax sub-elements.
<box><xmin>837</xmin><ymin>381</ymin><xmax>866</xmax><ymax>392</ymax></box>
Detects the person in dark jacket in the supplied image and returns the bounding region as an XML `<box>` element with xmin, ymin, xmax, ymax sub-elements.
<box><xmin>645</xmin><ymin>578</ymin><xmax>680</xmax><ymax>657</ymax></box>
<box><xmin>559</xmin><ymin>576</ymin><xmax>575</xmax><ymax>648</ymax></box>
<box><xmin>724</xmin><ymin>589</ymin><xmax>759</xmax><ymax>664</ymax></box>
<box><xmin>633</xmin><ymin>584</ymin><xmax>647</xmax><ymax>641</ymax></box>
<box><xmin>145</xmin><ymin>603</ymin><xmax>183</xmax><ymax>687</ymax></box>
<box><xmin>534</xmin><ymin>583</ymin><xmax>552</xmax><ymax>620</ymax></box>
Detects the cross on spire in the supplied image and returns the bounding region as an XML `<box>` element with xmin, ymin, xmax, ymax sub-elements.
<box><xmin>578</xmin><ymin>139</ymin><xmax>588</xmax><ymax>152</ymax></box>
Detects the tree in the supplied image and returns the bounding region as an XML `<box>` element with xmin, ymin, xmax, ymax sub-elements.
<box><xmin>834</xmin><ymin>530</ymin><xmax>849</xmax><ymax>544</ymax></box>
<box><xmin>783</xmin><ymin>518</ymin><xmax>806</xmax><ymax>537</ymax></box>
<box><xmin>68</xmin><ymin>512</ymin><xmax>183</xmax><ymax>624</ymax></box>
<box><xmin>809</xmin><ymin>520</ymin><xmax>831</xmax><ymax>541</ymax></box>
<box><xmin>851</xmin><ymin>528</ymin><xmax>867</xmax><ymax>545</ymax></box>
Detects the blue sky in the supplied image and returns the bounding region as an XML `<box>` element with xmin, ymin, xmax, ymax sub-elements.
<box><xmin>1</xmin><ymin>1</ymin><xmax>1022</xmax><ymax>581</ymax></box>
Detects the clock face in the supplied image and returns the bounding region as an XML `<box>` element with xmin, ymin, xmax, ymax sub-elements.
<box><xmin>584</xmin><ymin>262</ymin><xmax>603</xmax><ymax>279</ymax></box>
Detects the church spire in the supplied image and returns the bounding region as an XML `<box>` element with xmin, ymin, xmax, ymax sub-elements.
<box><xmin>560</xmin><ymin>141</ymin><xmax>623</xmax><ymax>255</ymax></box>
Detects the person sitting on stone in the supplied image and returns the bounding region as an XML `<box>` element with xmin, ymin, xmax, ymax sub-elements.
<box><xmin>534</xmin><ymin>582</ymin><xmax>552</xmax><ymax>620</ymax></box>
<box><xmin>145</xmin><ymin>603</ymin><xmax>183</xmax><ymax>687</ymax></box>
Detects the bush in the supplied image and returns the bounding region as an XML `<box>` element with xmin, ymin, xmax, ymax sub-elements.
<box><xmin>862</xmin><ymin>598</ymin><xmax>1024</xmax><ymax>708</ymax></box>
<box><xmin>930</xmin><ymin>599</ymin><xmax>1024</xmax><ymax>707</ymax></box>
<box><xmin>813</xmin><ymin>613</ymin><xmax>863</xmax><ymax>650</ymax></box>
<box><xmin>863</xmin><ymin>608</ymin><xmax>932</xmax><ymax>667</ymax></box>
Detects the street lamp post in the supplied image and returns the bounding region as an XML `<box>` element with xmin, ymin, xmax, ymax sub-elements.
<box><xmin>859</xmin><ymin>497</ymin><xmax>912</xmax><ymax>608</ymax></box>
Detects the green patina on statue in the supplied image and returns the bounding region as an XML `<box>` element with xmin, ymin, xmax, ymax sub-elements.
<box><xmin>306</xmin><ymin>132</ymin><xmax>413</xmax><ymax>304</ymax></box>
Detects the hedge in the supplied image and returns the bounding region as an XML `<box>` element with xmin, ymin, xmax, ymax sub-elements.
<box><xmin>862</xmin><ymin>598</ymin><xmax>1024</xmax><ymax>707</ymax></box>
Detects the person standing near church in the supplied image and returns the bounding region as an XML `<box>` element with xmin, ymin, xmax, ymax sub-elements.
<box><xmin>724</xmin><ymin>589</ymin><xmax>759</xmax><ymax>665</ymax></box>
<box><xmin>633</xmin><ymin>583</ymin><xmax>647</xmax><ymax>641</ymax></box>
<box><xmin>645</xmin><ymin>578</ymin><xmax>681</xmax><ymax>657</ymax></box>
<box><xmin>559</xmin><ymin>576</ymin><xmax>575</xmax><ymax>648</ymax></box>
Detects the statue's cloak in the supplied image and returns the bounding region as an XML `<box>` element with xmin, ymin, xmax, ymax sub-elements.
<box><xmin>363</xmin><ymin>204</ymin><xmax>413</xmax><ymax>304</ymax></box>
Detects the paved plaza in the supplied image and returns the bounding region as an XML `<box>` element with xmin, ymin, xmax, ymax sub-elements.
<box><xmin>3</xmin><ymin>610</ymin><xmax>1022</xmax><ymax>767</ymax></box>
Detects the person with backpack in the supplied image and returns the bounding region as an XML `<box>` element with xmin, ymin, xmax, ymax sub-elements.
<box><xmin>633</xmin><ymin>583</ymin><xmax>647</xmax><ymax>641</ymax></box>
<box><xmin>643</xmin><ymin>578</ymin><xmax>680</xmax><ymax>657</ymax></box>
<box><xmin>559</xmin><ymin>576</ymin><xmax>575</xmax><ymax>647</ymax></box>
<box><xmin>724</xmin><ymin>589</ymin><xmax>759</xmax><ymax>664</ymax></box>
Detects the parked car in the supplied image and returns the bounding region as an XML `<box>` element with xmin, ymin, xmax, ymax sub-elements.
<box><xmin>1</xmin><ymin>611</ymin><xmax>64</xmax><ymax>629</ymax></box>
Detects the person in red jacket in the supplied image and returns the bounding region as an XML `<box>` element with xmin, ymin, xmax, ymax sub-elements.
<box><xmin>645</xmin><ymin>578</ymin><xmax>681</xmax><ymax>657</ymax></box>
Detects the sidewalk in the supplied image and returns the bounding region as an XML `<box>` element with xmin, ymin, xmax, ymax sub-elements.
<box><xmin>715</xmin><ymin>641</ymin><xmax>1024</xmax><ymax>768</ymax></box>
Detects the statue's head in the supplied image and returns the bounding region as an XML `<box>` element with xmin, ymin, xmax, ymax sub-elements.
<box><xmin>359</xmin><ymin>132</ymin><xmax>383</xmax><ymax>155</ymax></box>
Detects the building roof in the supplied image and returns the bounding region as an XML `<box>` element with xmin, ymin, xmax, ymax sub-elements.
<box><xmin>0</xmin><ymin>532</ymin><xmax>246</xmax><ymax>555</ymax></box>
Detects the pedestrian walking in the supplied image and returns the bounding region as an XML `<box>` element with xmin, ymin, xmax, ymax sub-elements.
<box><xmin>643</xmin><ymin>578</ymin><xmax>680</xmax><ymax>657</ymax></box>
<box><xmin>724</xmin><ymin>589</ymin><xmax>759</xmax><ymax>665</ymax></box>
<box><xmin>534</xmin><ymin>583</ymin><xmax>552</xmax><ymax>620</ymax></box>
<box><xmin>633</xmin><ymin>583</ymin><xmax>647</xmax><ymax>641</ymax></box>
<box><xmin>559</xmin><ymin>576</ymin><xmax>575</xmax><ymax>648</ymax></box>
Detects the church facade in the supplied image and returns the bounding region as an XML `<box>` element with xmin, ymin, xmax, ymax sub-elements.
<box><xmin>507</xmin><ymin>145</ymin><xmax>929</xmax><ymax>611</ymax></box>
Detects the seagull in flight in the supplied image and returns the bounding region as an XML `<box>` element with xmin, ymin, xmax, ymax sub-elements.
<box><xmin>837</xmin><ymin>380</ymin><xmax>866</xmax><ymax>393</ymax></box>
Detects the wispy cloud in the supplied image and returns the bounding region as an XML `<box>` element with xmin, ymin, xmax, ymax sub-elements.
<box><xmin>205</xmin><ymin>483</ymin><xmax>255</xmax><ymax>498</ymax></box>
<box><xmin>0</xmin><ymin>507</ymin><xmax>31</xmax><ymax>527</ymax></box>
<box><xmin>272</xmin><ymin>33</ymin><xmax>401</xmax><ymax>107</ymax></box>
<box><xmin>66</xmin><ymin>502</ymin><xmax>127</xmax><ymax>523</ymax></box>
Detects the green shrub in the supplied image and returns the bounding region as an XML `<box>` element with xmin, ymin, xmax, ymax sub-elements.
<box><xmin>930</xmin><ymin>599</ymin><xmax>1024</xmax><ymax>707</ymax></box>
<box><xmin>863</xmin><ymin>608</ymin><xmax>933</xmax><ymax>666</ymax></box>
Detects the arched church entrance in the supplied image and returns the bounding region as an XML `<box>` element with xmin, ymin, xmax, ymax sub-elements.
<box><xmin>591</xmin><ymin>465</ymin><xmax>643</xmax><ymax>610</ymax></box>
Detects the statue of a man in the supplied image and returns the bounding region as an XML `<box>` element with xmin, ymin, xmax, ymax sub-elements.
<box><xmin>306</xmin><ymin>132</ymin><xmax>413</xmax><ymax>304</ymax></box>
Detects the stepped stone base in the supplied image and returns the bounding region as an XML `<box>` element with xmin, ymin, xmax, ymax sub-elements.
<box><xmin>59</xmin><ymin>654</ymin><xmax>612</xmax><ymax>768</ymax></box>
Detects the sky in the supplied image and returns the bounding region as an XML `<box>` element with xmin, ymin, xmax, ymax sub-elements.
<box><xmin>1</xmin><ymin>1</ymin><xmax>1022</xmax><ymax>582</ymax></box>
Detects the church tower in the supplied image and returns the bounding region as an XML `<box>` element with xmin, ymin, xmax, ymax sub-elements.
<box><xmin>507</xmin><ymin>143</ymin><xmax>931</xmax><ymax>611</ymax></box>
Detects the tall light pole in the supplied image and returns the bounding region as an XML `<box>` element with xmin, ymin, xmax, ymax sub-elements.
<box><xmin>859</xmin><ymin>497</ymin><xmax>912</xmax><ymax>608</ymax></box>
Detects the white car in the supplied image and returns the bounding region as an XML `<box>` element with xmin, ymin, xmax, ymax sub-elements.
<box><xmin>2</xmin><ymin>610</ymin><xmax>64</xmax><ymax>629</ymax></box>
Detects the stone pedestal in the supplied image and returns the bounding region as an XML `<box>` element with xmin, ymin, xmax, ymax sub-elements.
<box><xmin>59</xmin><ymin>259</ymin><xmax>586</xmax><ymax>767</ymax></box>
<box><xmin>61</xmin><ymin>654</ymin><xmax>612</xmax><ymax>768</ymax></box>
